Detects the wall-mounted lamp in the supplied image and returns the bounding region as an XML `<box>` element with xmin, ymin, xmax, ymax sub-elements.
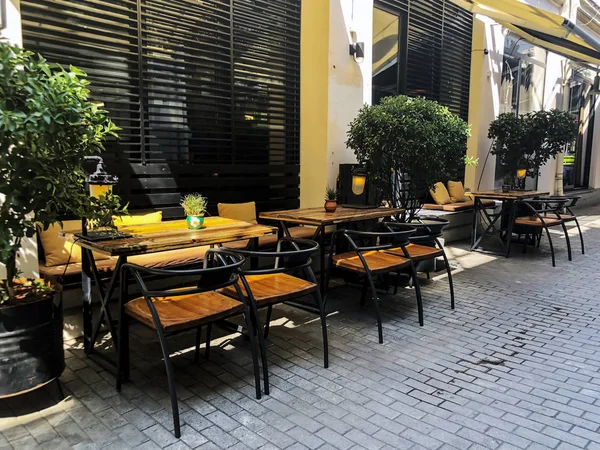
<box><xmin>349</xmin><ymin>42</ymin><xmax>364</xmax><ymax>64</ymax></box>
<box><xmin>349</xmin><ymin>29</ymin><xmax>364</xmax><ymax>64</ymax></box>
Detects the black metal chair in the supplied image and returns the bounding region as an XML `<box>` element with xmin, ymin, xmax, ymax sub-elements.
<box><xmin>116</xmin><ymin>249</ymin><xmax>260</xmax><ymax>438</ymax></box>
<box><xmin>385</xmin><ymin>220</ymin><xmax>454</xmax><ymax>310</ymax></box>
<box><xmin>513</xmin><ymin>198</ymin><xmax>572</xmax><ymax>267</ymax></box>
<box><xmin>219</xmin><ymin>238</ymin><xmax>328</xmax><ymax>396</ymax></box>
<box><xmin>328</xmin><ymin>225</ymin><xmax>421</xmax><ymax>344</ymax></box>
<box><xmin>535</xmin><ymin>195</ymin><xmax>585</xmax><ymax>255</ymax></box>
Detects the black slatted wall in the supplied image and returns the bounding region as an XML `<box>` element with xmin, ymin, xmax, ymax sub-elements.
<box><xmin>21</xmin><ymin>0</ymin><xmax>301</xmax><ymax>217</ymax></box>
<box><xmin>377</xmin><ymin>0</ymin><xmax>473</xmax><ymax>120</ymax></box>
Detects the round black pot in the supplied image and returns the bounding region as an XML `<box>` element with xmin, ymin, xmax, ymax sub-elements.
<box><xmin>408</xmin><ymin>218</ymin><xmax>450</xmax><ymax>273</ymax></box>
<box><xmin>0</xmin><ymin>293</ymin><xmax>65</xmax><ymax>398</ymax></box>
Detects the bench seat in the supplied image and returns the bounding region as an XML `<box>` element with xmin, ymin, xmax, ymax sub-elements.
<box><xmin>422</xmin><ymin>199</ymin><xmax>495</xmax><ymax>212</ymax></box>
<box><xmin>224</xmin><ymin>225</ymin><xmax>319</xmax><ymax>250</ymax></box>
<box><xmin>40</xmin><ymin>246</ymin><xmax>211</xmax><ymax>281</ymax></box>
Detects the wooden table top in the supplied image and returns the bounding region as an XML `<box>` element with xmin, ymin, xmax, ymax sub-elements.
<box><xmin>470</xmin><ymin>190</ymin><xmax>550</xmax><ymax>200</ymax></box>
<box><xmin>63</xmin><ymin>217</ymin><xmax>276</xmax><ymax>257</ymax></box>
<box><xmin>259</xmin><ymin>206</ymin><xmax>403</xmax><ymax>226</ymax></box>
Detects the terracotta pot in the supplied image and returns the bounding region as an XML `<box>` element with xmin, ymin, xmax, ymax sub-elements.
<box><xmin>324</xmin><ymin>200</ymin><xmax>337</xmax><ymax>213</ymax></box>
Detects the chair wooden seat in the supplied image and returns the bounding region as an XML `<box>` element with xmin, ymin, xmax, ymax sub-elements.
<box><xmin>220</xmin><ymin>273</ymin><xmax>317</xmax><ymax>306</ymax></box>
<box><xmin>333</xmin><ymin>250</ymin><xmax>410</xmax><ymax>274</ymax></box>
<box><xmin>386</xmin><ymin>243</ymin><xmax>444</xmax><ymax>262</ymax></box>
<box><xmin>515</xmin><ymin>216</ymin><xmax>563</xmax><ymax>227</ymax></box>
<box><xmin>124</xmin><ymin>291</ymin><xmax>244</xmax><ymax>333</ymax></box>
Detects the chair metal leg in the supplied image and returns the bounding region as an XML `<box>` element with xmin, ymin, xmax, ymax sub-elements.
<box><xmin>194</xmin><ymin>326</ymin><xmax>202</xmax><ymax>363</ymax></box>
<box><xmin>240</xmin><ymin>279</ymin><xmax>269</xmax><ymax>396</ymax></box>
<box><xmin>205</xmin><ymin>323</ymin><xmax>212</xmax><ymax>359</ymax></box>
<box><xmin>362</xmin><ymin>270</ymin><xmax>384</xmax><ymax>344</ymax></box>
<box><xmin>573</xmin><ymin>217</ymin><xmax>585</xmax><ymax>255</ymax></box>
<box><xmin>264</xmin><ymin>305</ymin><xmax>273</xmax><ymax>339</ymax></box>
<box><xmin>306</xmin><ymin>268</ymin><xmax>328</xmax><ymax>368</ymax></box>
<box><xmin>441</xmin><ymin>250</ymin><xmax>455</xmax><ymax>310</ymax></box>
<box><xmin>408</xmin><ymin>262</ymin><xmax>424</xmax><ymax>326</ymax></box>
<box><xmin>543</xmin><ymin>226</ymin><xmax>556</xmax><ymax>267</ymax></box>
<box><xmin>155</xmin><ymin>327</ymin><xmax>180</xmax><ymax>438</ymax></box>
<box><xmin>242</xmin><ymin>311</ymin><xmax>262</xmax><ymax>400</ymax></box>
<box><xmin>560</xmin><ymin>222</ymin><xmax>572</xmax><ymax>261</ymax></box>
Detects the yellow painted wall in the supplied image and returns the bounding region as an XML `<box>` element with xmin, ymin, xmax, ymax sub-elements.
<box><xmin>300</xmin><ymin>0</ymin><xmax>330</xmax><ymax>208</ymax></box>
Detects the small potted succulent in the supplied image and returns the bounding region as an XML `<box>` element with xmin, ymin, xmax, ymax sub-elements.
<box><xmin>324</xmin><ymin>186</ymin><xmax>338</xmax><ymax>213</ymax></box>
<box><xmin>181</xmin><ymin>193</ymin><xmax>207</xmax><ymax>230</ymax></box>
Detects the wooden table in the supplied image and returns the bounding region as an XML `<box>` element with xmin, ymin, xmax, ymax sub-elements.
<box><xmin>470</xmin><ymin>190</ymin><xmax>549</xmax><ymax>256</ymax></box>
<box><xmin>260</xmin><ymin>206</ymin><xmax>403</xmax><ymax>301</ymax></box>
<box><xmin>64</xmin><ymin>217</ymin><xmax>276</xmax><ymax>368</ymax></box>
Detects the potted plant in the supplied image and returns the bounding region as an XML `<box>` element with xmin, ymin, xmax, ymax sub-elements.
<box><xmin>489</xmin><ymin>110</ymin><xmax>577</xmax><ymax>186</ymax></box>
<box><xmin>346</xmin><ymin>95</ymin><xmax>471</xmax><ymax>221</ymax></box>
<box><xmin>181</xmin><ymin>193</ymin><xmax>207</xmax><ymax>230</ymax></box>
<box><xmin>0</xmin><ymin>44</ymin><xmax>121</xmax><ymax>396</ymax></box>
<box><xmin>324</xmin><ymin>186</ymin><xmax>338</xmax><ymax>213</ymax></box>
<box><xmin>502</xmin><ymin>174</ymin><xmax>513</xmax><ymax>193</ymax></box>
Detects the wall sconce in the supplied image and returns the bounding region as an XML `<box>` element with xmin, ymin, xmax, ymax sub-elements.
<box><xmin>351</xmin><ymin>167</ymin><xmax>367</xmax><ymax>195</ymax></box>
<box><xmin>349</xmin><ymin>42</ymin><xmax>364</xmax><ymax>64</ymax></box>
<box><xmin>349</xmin><ymin>29</ymin><xmax>364</xmax><ymax>64</ymax></box>
<box><xmin>85</xmin><ymin>156</ymin><xmax>118</xmax><ymax>198</ymax></box>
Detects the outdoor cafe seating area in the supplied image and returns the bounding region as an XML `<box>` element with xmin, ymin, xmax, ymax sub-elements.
<box><xmin>32</xmin><ymin>184</ymin><xmax>586</xmax><ymax>438</ymax></box>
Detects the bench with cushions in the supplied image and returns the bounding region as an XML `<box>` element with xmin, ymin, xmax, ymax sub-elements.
<box><xmin>37</xmin><ymin>211</ymin><xmax>213</xmax><ymax>283</ymax></box>
<box><xmin>422</xmin><ymin>181</ymin><xmax>495</xmax><ymax>212</ymax></box>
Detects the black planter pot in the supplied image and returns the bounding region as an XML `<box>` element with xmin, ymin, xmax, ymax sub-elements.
<box><xmin>0</xmin><ymin>293</ymin><xmax>65</xmax><ymax>397</ymax></box>
<box><xmin>408</xmin><ymin>218</ymin><xmax>450</xmax><ymax>273</ymax></box>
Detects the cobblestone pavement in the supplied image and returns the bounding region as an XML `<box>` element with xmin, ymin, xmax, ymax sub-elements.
<box><xmin>3</xmin><ymin>205</ymin><xmax>600</xmax><ymax>450</ymax></box>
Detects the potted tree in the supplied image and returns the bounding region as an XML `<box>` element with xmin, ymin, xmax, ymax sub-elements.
<box><xmin>346</xmin><ymin>95</ymin><xmax>471</xmax><ymax>221</ymax></box>
<box><xmin>0</xmin><ymin>44</ymin><xmax>120</xmax><ymax>396</ymax></box>
<box><xmin>181</xmin><ymin>193</ymin><xmax>207</xmax><ymax>230</ymax></box>
<box><xmin>488</xmin><ymin>110</ymin><xmax>578</xmax><ymax>186</ymax></box>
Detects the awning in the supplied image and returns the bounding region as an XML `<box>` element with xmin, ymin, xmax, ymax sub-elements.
<box><xmin>449</xmin><ymin>0</ymin><xmax>600</xmax><ymax>66</ymax></box>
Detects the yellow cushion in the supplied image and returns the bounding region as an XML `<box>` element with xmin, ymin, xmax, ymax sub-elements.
<box><xmin>217</xmin><ymin>202</ymin><xmax>257</xmax><ymax>225</ymax></box>
<box><xmin>447</xmin><ymin>181</ymin><xmax>466</xmax><ymax>203</ymax></box>
<box><xmin>113</xmin><ymin>211</ymin><xmax>162</xmax><ymax>228</ymax></box>
<box><xmin>38</xmin><ymin>220</ymin><xmax>110</xmax><ymax>267</ymax></box>
<box><xmin>429</xmin><ymin>182</ymin><xmax>452</xmax><ymax>205</ymax></box>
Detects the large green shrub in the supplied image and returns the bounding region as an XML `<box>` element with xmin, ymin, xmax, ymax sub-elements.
<box><xmin>346</xmin><ymin>95</ymin><xmax>471</xmax><ymax>220</ymax></box>
<box><xmin>0</xmin><ymin>43</ymin><xmax>120</xmax><ymax>301</ymax></box>
<box><xmin>488</xmin><ymin>109</ymin><xmax>578</xmax><ymax>179</ymax></box>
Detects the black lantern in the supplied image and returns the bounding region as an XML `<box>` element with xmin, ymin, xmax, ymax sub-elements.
<box><xmin>85</xmin><ymin>156</ymin><xmax>118</xmax><ymax>198</ymax></box>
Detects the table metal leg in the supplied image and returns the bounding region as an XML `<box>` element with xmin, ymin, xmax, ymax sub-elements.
<box><xmin>82</xmin><ymin>248</ymin><xmax>93</xmax><ymax>354</ymax></box>
<box><xmin>318</xmin><ymin>227</ymin><xmax>326</xmax><ymax>301</ymax></box>
<box><xmin>471</xmin><ymin>198</ymin><xmax>480</xmax><ymax>250</ymax></box>
<box><xmin>504</xmin><ymin>200</ymin><xmax>517</xmax><ymax>258</ymax></box>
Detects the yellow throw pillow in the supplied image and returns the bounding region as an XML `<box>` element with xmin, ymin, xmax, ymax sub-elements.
<box><xmin>38</xmin><ymin>220</ymin><xmax>110</xmax><ymax>267</ymax></box>
<box><xmin>447</xmin><ymin>181</ymin><xmax>466</xmax><ymax>203</ymax></box>
<box><xmin>429</xmin><ymin>182</ymin><xmax>452</xmax><ymax>205</ymax></box>
<box><xmin>113</xmin><ymin>211</ymin><xmax>162</xmax><ymax>228</ymax></box>
<box><xmin>217</xmin><ymin>202</ymin><xmax>257</xmax><ymax>224</ymax></box>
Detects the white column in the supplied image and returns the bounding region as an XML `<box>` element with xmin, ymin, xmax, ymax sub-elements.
<box><xmin>326</xmin><ymin>0</ymin><xmax>374</xmax><ymax>190</ymax></box>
